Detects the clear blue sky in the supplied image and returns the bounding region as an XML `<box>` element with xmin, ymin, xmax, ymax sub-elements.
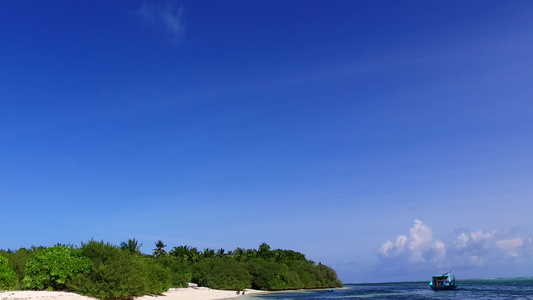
<box><xmin>1</xmin><ymin>0</ymin><xmax>532</xmax><ymax>283</ymax></box>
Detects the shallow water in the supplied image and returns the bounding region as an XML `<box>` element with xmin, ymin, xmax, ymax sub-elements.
<box><xmin>243</xmin><ymin>278</ymin><xmax>533</xmax><ymax>300</ymax></box>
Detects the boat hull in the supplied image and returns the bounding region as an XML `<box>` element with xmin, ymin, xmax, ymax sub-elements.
<box><xmin>430</xmin><ymin>285</ymin><xmax>457</xmax><ymax>291</ymax></box>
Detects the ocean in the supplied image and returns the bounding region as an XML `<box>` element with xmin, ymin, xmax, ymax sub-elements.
<box><xmin>243</xmin><ymin>278</ymin><xmax>533</xmax><ymax>299</ymax></box>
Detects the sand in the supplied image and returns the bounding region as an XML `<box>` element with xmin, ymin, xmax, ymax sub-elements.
<box><xmin>0</xmin><ymin>288</ymin><xmax>265</xmax><ymax>300</ymax></box>
<box><xmin>140</xmin><ymin>288</ymin><xmax>264</xmax><ymax>300</ymax></box>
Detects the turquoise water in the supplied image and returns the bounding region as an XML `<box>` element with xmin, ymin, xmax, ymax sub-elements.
<box><xmin>243</xmin><ymin>278</ymin><xmax>533</xmax><ymax>299</ymax></box>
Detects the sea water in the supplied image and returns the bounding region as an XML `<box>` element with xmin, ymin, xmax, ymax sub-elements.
<box><xmin>242</xmin><ymin>278</ymin><xmax>533</xmax><ymax>299</ymax></box>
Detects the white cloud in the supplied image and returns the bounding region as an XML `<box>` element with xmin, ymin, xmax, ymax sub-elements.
<box><xmin>497</xmin><ymin>237</ymin><xmax>523</xmax><ymax>257</ymax></box>
<box><xmin>471</xmin><ymin>230</ymin><xmax>496</xmax><ymax>243</ymax></box>
<box><xmin>497</xmin><ymin>237</ymin><xmax>523</xmax><ymax>249</ymax></box>
<box><xmin>454</xmin><ymin>232</ymin><xmax>469</xmax><ymax>248</ymax></box>
<box><xmin>468</xmin><ymin>255</ymin><xmax>484</xmax><ymax>267</ymax></box>
<box><xmin>376</xmin><ymin>220</ymin><xmax>532</xmax><ymax>279</ymax></box>
<box><xmin>379</xmin><ymin>240</ymin><xmax>393</xmax><ymax>256</ymax></box>
<box><xmin>408</xmin><ymin>220</ymin><xmax>434</xmax><ymax>262</ymax></box>
<box><xmin>378</xmin><ymin>220</ymin><xmax>446</xmax><ymax>264</ymax></box>
<box><xmin>138</xmin><ymin>1</ymin><xmax>184</xmax><ymax>40</ymax></box>
<box><xmin>432</xmin><ymin>240</ymin><xmax>446</xmax><ymax>262</ymax></box>
<box><xmin>395</xmin><ymin>235</ymin><xmax>407</xmax><ymax>249</ymax></box>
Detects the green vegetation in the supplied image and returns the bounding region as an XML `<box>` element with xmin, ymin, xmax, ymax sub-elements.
<box><xmin>192</xmin><ymin>257</ymin><xmax>252</xmax><ymax>290</ymax></box>
<box><xmin>153</xmin><ymin>255</ymin><xmax>191</xmax><ymax>288</ymax></box>
<box><xmin>66</xmin><ymin>240</ymin><xmax>171</xmax><ymax>299</ymax></box>
<box><xmin>153</xmin><ymin>240</ymin><xmax>167</xmax><ymax>257</ymax></box>
<box><xmin>0</xmin><ymin>240</ymin><xmax>342</xmax><ymax>299</ymax></box>
<box><xmin>0</xmin><ymin>247</ymin><xmax>40</xmax><ymax>287</ymax></box>
<box><xmin>119</xmin><ymin>238</ymin><xmax>142</xmax><ymax>255</ymax></box>
<box><xmin>22</xmin><ymin>246</ymin><xmax>90</xmax><ymax>291</ymax></box>
<box><xmin>0</xmin><ymin>255</ymin><xmax>19</xmax><ymax>290</ymax></box>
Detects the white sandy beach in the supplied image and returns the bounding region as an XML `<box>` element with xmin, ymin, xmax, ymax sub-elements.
<box><xmin>0</xmin><ymin>288</ymin><xmax>264</xmax><ymax>300</ymax></box>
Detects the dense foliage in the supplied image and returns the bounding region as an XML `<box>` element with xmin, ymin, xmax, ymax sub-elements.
<box><xmin>22</xmin><ymin>246</ymin><xmax>90</xmax><ymax>291</ymax></box>
<box><xmin>0</xmin><ymin>247</ymin><xmax>40</xmax><ymax>287</ymax></box>
<box><xmin>0</xmin><ymin>240</ymin><xmax>342</xmax><ymax>298</ymax></box>
<box><xmin>70</xmin><ymin>240</ymin><xmax>171</xmax><ymax>299</ymax></box>
<box><xmin>192</xmin><ymin>257</ymin><xmax>252</xmax><ymax>290</ymax></box>
<box><xmin>0</xmin><ymin>255</ymin><xmax>18</xmax><ymax>290</ymax></box>
<box><xmin>153</xmin><ymin>255</ymin><xmax>191</xmax><ymax>288</ymax></box>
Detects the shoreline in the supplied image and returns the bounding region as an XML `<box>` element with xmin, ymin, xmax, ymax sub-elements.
<box><xmin>0</xmin><ymin>288</ymin><xmax>266</xmax><ymax>300</ymax></box>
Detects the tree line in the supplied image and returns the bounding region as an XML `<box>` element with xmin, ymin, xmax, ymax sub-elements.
<box><xmin>0</xmin><ymin>239</ymin><xmax>343</xmax><ymax>299</ymax></box>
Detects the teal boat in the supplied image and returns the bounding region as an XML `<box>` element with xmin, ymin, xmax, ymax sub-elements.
<box><xmin>429</xmin><ymin>271</ymin><xmax>457</xmax><ymax>290</ymax></box>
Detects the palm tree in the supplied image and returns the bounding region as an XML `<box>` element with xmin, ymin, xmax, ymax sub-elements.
<box><xmin>120</xmin><ymin>238</ymin><xmax>142</xmax><ymax>254</ymax></box>
<box><xmin>216</xmin><ymin>248</ymin><xmax>225</xmax><ymax>257</ymax></box>
<box><xmin>258</xmin><ymin>242</ymin><xmax>271</xmax><ymax>259</ymax></box>
<box><xmin>232</xmin><ymin>247</ymin><xmax>245</xmax><ymax>262</ymax></box>
<box><xmin>153</xmin><ymin>240</ymin><xmax>167</xmax><ymax>257</ymax></box>
<box><xmin>170</xmin><ymin>245</ymin><xmax>190</xmax><ymax>261</ymax></box>
<box><xmin>188</xmin><ymin>247</ymin><xmax>200</xmax><ymax>263</ymax></box>
<box><xmin>244</xmin><ymin>249</ymin><xmax>256</xmax><ymax>261</ymax></box>
<box><xmin>203</xmin><ymin>248</ymin><xmax>215</xmax><ymax>259</ymax></box>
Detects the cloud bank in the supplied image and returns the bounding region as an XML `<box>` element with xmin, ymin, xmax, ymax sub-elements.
<box><xmin>377</xmin><ymin>220</ymin><xmax>533</xmax><ymax>279</ymax></box>
<box><xmin>138</xmin><ymin>1</ymin><xmax>184</xmax><ymax>40</ymax></box>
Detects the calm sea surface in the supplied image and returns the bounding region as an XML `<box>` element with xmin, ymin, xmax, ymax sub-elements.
<box><xmin>243</xmin><ymin>278</ymin><xmax>533</xmax><ymax>300</ymax></box>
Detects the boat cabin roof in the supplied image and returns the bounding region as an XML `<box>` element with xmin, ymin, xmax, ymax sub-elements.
<box><xmin>432</xmin><ymin>272</ymin><xmax>452</xmax><ymax>279</ymax></box>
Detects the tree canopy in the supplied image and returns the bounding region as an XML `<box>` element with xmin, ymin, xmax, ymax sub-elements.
<box><xmin>1</xmin><ymin>240</ymin><xmax>343</xmax><ymax>298</ymax></box>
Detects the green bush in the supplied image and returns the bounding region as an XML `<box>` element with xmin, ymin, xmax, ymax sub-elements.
<box><xmin>291</xmin><ymin>262</ymin><xmax>319</xmax><ymax>288</ymax></box>
<box><xmin>313</xmin><ymin>263</ymin><xmax>343</xmax><ymax>288</ymax></box>
<box><xmin>153</xmin><ymin>255</ymin><xmax>191</xmax><ymax>288</ymax></box>
<box><xmin>143</xmin><ymin>258</ymin><xmax>171</xmax><ymax>294</ymax></box>
<box><xmin>72</xmin><ymin>241</ymin><xmax>147</xmax><ymax>299</ymax></box>
<box><xmin>192</xmin><ymin>258</ymin><xmax>251</xmax><ymax>290</ymax></box>
<box><xmin>72</xmin><ymin>240</ymin><xmax>171</xmax><ymax>299</ymax></box>
<box><xmin>0</xmin><ymin>255</ymin><xmax>19</xmax><ymax>290</ymax></box>
<box><xmin>22</xmin><ymin>246</ymin><xmax>90</xmax><ymax>291</ymax></box>
<box><xmin>0</xmin><ymin>248</ymin><xmax>38</xmax><ymax>286</ymax></box>
<box><xmin>248</xmin><ymin>260</ymin><xmax>287</xmax><ymax>290</ymax></box>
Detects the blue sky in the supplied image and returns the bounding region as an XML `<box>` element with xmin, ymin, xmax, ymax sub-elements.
<box><xmin>1</xmin><ymin>0</ymin><xmax>533</xmax><ymax>283</ymax></box>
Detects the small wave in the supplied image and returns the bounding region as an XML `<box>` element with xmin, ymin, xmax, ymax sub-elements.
<box><xmin>335</xmin><ymin>292</ymin><xmax>405</xmax><ymax>298</ymax></box>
